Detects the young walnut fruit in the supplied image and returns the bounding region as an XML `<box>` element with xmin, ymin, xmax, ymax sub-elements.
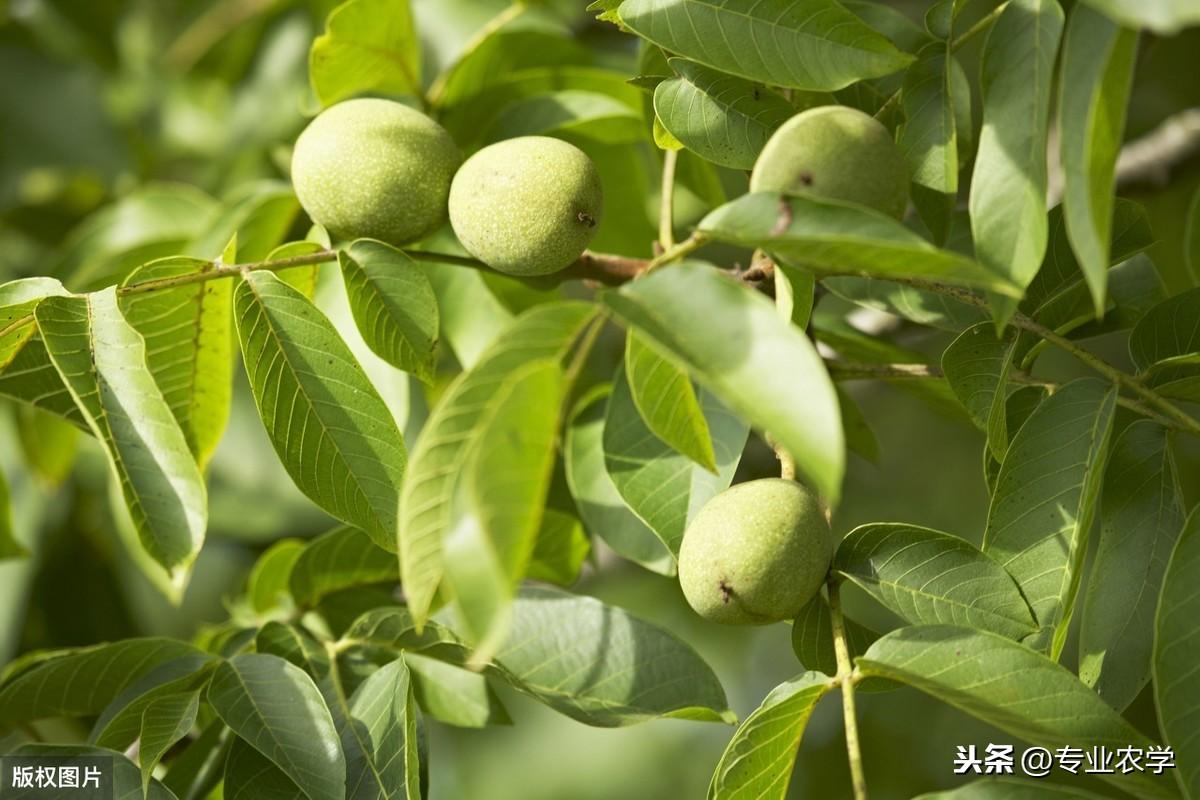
<box><xmin>751</xmin><ymin>105</ymin><xmax>909</xmax><ymax>220</ymax></box>
<box><xmin>678</xmin><ymin>478</ymin><xmax>833</xmax><ymax>625</ymax></box>
<box><xmin>449</xmin><ymin>136</ymin><xmax>603</xmax><ymax>276</ymax></box>
<box><xmin>291</xmin><ymin>98</ymin><xmax>460</xmax><ymax>246</ymax></box>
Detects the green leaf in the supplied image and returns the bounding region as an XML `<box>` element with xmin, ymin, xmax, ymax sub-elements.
<box><xmin>0</xmin><ymin>639</ymin><xmax>200</xmax><ymax>726</ymax></box>
<box><xmin>603</xmin><ymin>261</ymin><xmax>841</xmax><ymax>501</ymax></box>
<box><xmin>1080</xmin><ymin>422</ymin><xmax>1184</xmax><ymax>712</ymax></box>
<box><xmin>914</xmin><ymin>777</ymin><xmax>1112</xmax><ymax>798</ymax></box>
<box><xmin>224</xmin><ymin>739</ymin><xmax>306</xmax><ymax>800</ymax></box>
<box><xmin>564</xmin><ymin>387</ymin><xmax>675</xmax><ymax>576</ymax></box>
<box><xmin>484</xmin><ymin>90</ymin><xmax>644</xmax><ymax>145</ymax></box>
<box><xmin>120</xmin><ymin>256</ymin><xmax>234</xmax><ymax>468</ymax></box>
<box><xmin>36</xmin><ymin>289</ymin><xmax>207</xmax><ymax>584</ymax></box>
<box><xmin>235</xmin><ymin>270</ymin><xmax>408</xmax><ymax>550</ymax></box>
<box><xmin>247</xmin><ymin>539</ymin><xmax>306</xmax><ymax>614</ymax></box>
<box><xmin>187</xmin><ymin>182</ymin><xmax>298</xmax><ymax>263</ymax></box>
<box><xmin>1155</xmin><ymin>507</ymin><xmax>1200</xmax><ymax>799</ymax></box>
<box><xmin>528</xmin><ymin>509</ymin><xmax>591</xmax><ymax>586</ymax></box>
<box><xmin>289</xmin><ymin>526</ymin><xmax>396</xmax><ymax>609</ymax></box>
<box><xmin>1129</xmin><ymin>287</ymin><xmax>1200</xmax><ymax>401</ymax></box>
<box><xmin>897</xmin><ymin>43</ymin><xmax>958</xmax><ymax>244</ymax></box>
<box><xmin>342</xmin><ymin>656</ymin><xmax>423</xmax><ymax>799</ymax></box>
<box><xmin>8</xmin><ymin>744</ymin><xmax>180</xmax><ymax>800</ymax></box>
<box><xmin>15</xmin><ymin>393</ymin><xmax>79</xmax><ymax>485</ymax></box>
<box><xmin>310</xmin><ymin>0</ymin><xmax>421</xmax><ymax>107</ymax></box>
<box><xmin>162</xmin><ymin>720</ymin><xmax>230</xmax><ymax>800</ymax></box>
<box><xmin>983</xmin><ymin>378</ymin><xmax>1116</xmax><ymax>656</ymax></box>
<box><xmin>348</xmin><ymin>585</ymin><xmax>734</xmax><ymax>727</ymax></box>
<box><xmin>442</xmin><ymin>358</ymin><xmax>564</xmax><ymax>659</ymax></box>
<box><xmin>399</xmin><ymin>302</ymin><xmax>596</xmax><ymax>626</ymax></box>
<box><xmin>791</xmin><ymin>594</ymin><xmax>877</xmax><ymax>677</ymax></box>
<box><xmin>139</xmin><ymin>690</ymin><xmax>201</xmax><ymax>796</ymax></box>
<box><xmin>625</xmin><ymin>329</ymin><xmax>716</xmax><ymax>471</ymax></box>
<box><xmin>652</xmin><ymin>58</ymin><xmax>793</xmax><ymax>170</ymax></box>
<box><xmin>0</xmin><ymin>467</ymin><xmax>25</xmax><ymax>559</ymax></box>
<box><xmin>604</xmin><ymin>366</ymin><xmax>747</xmax><ymax>554</ymax></box>
<box><xmin>824</xmin><ymin>276</ymin><xmax>988</xmax><ymax>331</ymax></box>
<box><xmin>0</xmin><ymin>334</ymin><xmax>83</xmax><ymax>425</ymax></box>
<box><xmin>706</xmin><ymin>673</ymin><xmax>833</xmax><ymax>800</ymax></box>
<box><xmin>941</xmin><ymin>322</ymin><xmax>1019</xmax><ymax>459</ymax></box>
<box><xmin>617</xmin><ymin>0</ymin><xmax>914</xmax><ymax>91</ymax></box>
<box><xmin>834</xmin><ymin>523</ymin><xmax>1037</xmax><ymax>639</ymax></box>
<box><xmin>91</xmin><ymin>655</ymin><xmax>216</xmax><ymax>749</ymax></box>
<box><xmin>858</xmin><ymin>626</ymin><xmax>1177</xmax><ymax>800</ymax></box>
<box><xmin>969</xmin><ymin>0</ymin><xmax>1064</xmax><ymax>320</ymax></box>
<box><xmin>699</xmin><ymin>194</ymin><xmax>1020</xmax><ymax>296</ymax></box>
<box><xmin>207</xmin><ymin>653</ymin><xmax>345</xmax><ymax>800</ymax></box>
<box><xmin>405</xmin><ymin>652</ymin><xmax>509</xmax><ymax>729</ymax></box>
<box><xmin>1022</xmin><ymin>200</ymin><xmax>1155</xmax><ymax>335</ymax></box>
<box><xmin>0</xmin><ymin>278</ymin><xmax>68</xmax><ymax>371</ymax></box>
<box><xmin>256</xmin><ymin>623</ymin><xmax>330</xmax><ymax>679</ymax></box>
<box><xmin>1058</xmin><ymin>5</ymin><xmax>1138</xmax><ymax>317</ymax></box>
<box><xmin>1079</xmin><ymin>0</ymin><xmax>1200</xmax><ymax>35</ymax></box>
<box><xmin>339</xmin><ymin>239</ymin><xmax>439</xmax><ymax>384</ymax></box>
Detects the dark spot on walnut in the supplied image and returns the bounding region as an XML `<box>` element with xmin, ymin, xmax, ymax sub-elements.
<box><xmin>577</xmin><ymin>211</ymin><xmax>597</xmax><ymax>228</ymax></box>
<box><xmin>718</xmin><ymin>579</ymin><xmax>733</xmax><ymax>604</ymax></box>
<box><xmin>799</xmin><ymin>171</ymin><xmax>814</xmax><ymax>186</ymax></box>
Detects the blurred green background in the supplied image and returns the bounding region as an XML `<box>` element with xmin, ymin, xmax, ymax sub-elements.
<box><xmin>1</xmin><ymin>1</ymin><xmax>1198</xmax><ymax>797</ymax></box>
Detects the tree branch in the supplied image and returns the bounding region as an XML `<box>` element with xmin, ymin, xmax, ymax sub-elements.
<box><xmin>829</xmin><ymin>581</ymin><xmax>868</xmax><ymax>800</ymax></box>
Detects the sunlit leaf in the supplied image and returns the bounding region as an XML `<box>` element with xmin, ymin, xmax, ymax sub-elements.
<box><xmin>859</xmin><ymin>626</ymin><xmax>1176</xmax><ymax>800</ymax></box>
<box><xmin>310</xmin><ymin>0</ymin><xmax>421</xmax><ymax>107</ymax></box>
<box><xmin>625</xmin><ymin>329</ymin><xmax>716</xmax><ymax>471</ymax></box>
<box><xmin>834</xmin><ymin>523</ymin><xmax>1037</xmax><ymax>639</ymax></box>
<box><xmin>1080</xmin><ymin>0</ymin><xmax>1200</xmax><ymax>35</ymax></box>
<box><xmin>700</xmin><ymin>194</ymin><xmax>1020</xmax><ymax>296</ymax></box>
<box><xmin>339</xmin><ymin>239</ymin><xmax>439</xmax><ymax>384</ymax></box>
<box><xmin>399</xmin><ymin>302</ymin><xmax>596</xmax><ymax>626</ymax></box>
<box><xmin>235</xmin><ymin>270</ymin><xmax>407</xmax><ymax>550</ymax></box>
<box><xmin>707</xmin><ymin>673</ymin><xmax>832</xmax><ymax>800</ymax></box>
<box><xmin>617</xmin><ymin>0</ymin><xmax>913</xmax><ymax>91</ymax></box>
<box><xmin>653</xmin><ymin>58</ymin><xmax>793</xmax><ymax>170</ymax></box>
<box><xmin>36</xmin><ymin>289</ymin><xmax>207</xmax><ymax>584</ymax></box>
<box><xmin>120</xmin><ymin>256</ymin><xmax>233</xmax><ymax>468</ymax></box>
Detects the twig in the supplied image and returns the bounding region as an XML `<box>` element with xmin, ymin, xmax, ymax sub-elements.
<box><xmin>642</xmin><ymin>232</ymin><xmax>710</xmax><ymax>274</ymax></box>
<box><xmin>1114</xmin><ymin>107</ymin><xmax>1200</xmax><ymax>189</ymax></box>
<box><xmin>879</xmin><ymin>278</ymin><xmax>1200</xmax><ymax>435</ymax></box>
<box><xmin>829</xmin><ymin>581</ymin><xmax>868</xmax><ymax>800</ymax></box>
<box><xmin>659</xmin><ymin>149</ymin><xmax>679</xmax><ymax>250</ymax></box>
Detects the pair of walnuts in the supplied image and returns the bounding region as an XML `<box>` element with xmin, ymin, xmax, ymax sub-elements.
<box><xmin>289</xmin><ymin>97</ymin><xmax>910</xmax><ymax>625</ymax></box>
<box><xmin>292</xmin><ymin>98</ymin><xmax>603</xmax><ymax>276</ymax></box>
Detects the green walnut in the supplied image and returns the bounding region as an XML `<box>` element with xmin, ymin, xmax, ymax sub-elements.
<box><xmin>679</xmin><ymin>478</ymin><xmax>833</xmax><ymax>625</ymax></box>
<box><xmin>448</xmin><ymin>136</ymin><xmax>603</xmax><ymax>276</ymax></box>
<box><xmin>750</xmin><ymin>105</ymin><xmax>909</xmax><ymax>219</ymax></box>
<box><xmin>291</xmin><ymin>98</ymin><xmax>460</xmax><ymax>245</ymax></box>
